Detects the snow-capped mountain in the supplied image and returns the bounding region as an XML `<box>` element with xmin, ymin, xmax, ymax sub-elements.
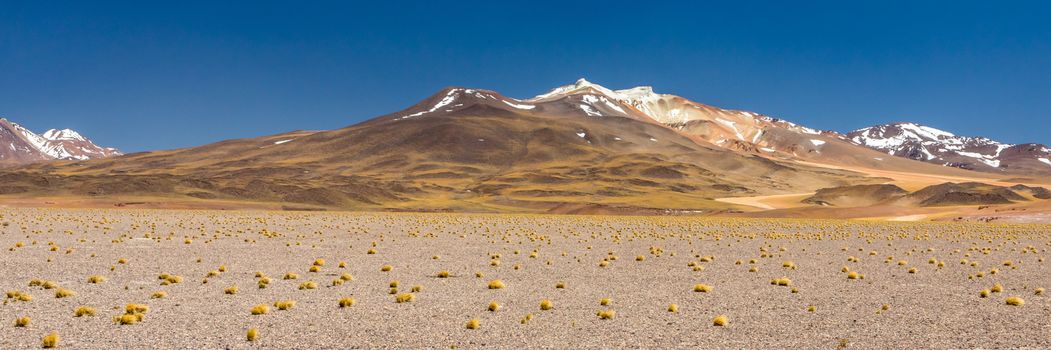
<box><xmin>847</xmin><ymin>122</ymin><xmax>1051</xmax><ymax>173</ymax></box>
<box><xmin>523</xmin><ymin>79</ymin><xmax>851</xmax><ymax>154</ymax></box>
<box><xmin>387</xmin><ymin>78</ymin><xmax>1050</xmax><ymax>175</ymax></box>
<box><xmin>0</xmin><ymin>118</ymin><xmax>121</xmax><ymax>166</ymax></box>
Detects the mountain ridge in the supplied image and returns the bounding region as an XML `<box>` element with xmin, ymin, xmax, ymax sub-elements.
<box><xmin>0</xmin><ymin>118</ymin><xmax>122</xmax><ymax>166</ymax></box>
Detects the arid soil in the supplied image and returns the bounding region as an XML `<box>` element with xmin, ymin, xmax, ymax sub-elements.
<box><xmin>1</xmin><ymin>209</ymin><xmax>1049</xmax><ymax>349</ymax></box>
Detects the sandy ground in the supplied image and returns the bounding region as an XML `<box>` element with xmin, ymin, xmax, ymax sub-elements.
<box><xmin>0</xmin><ymin>208</ymin><xmax>1049</xmax><ymax>349</ymax></box>
<box><xmin>714</xmin><ymin>193</ymin><xmax>815</xmax><ymax>210</ymax></box>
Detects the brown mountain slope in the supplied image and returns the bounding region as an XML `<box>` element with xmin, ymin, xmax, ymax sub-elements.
<box><xmin>801</xmin><ymin>184</ymin><xmax>908</xmax><ymax>207</ymax></box>
<box><xmin>2</xmin><ymin>87</ymin><xmax>874</xmax><ymax>212</ymax></box>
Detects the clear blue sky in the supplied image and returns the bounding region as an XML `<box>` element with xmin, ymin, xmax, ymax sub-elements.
<box><xmin>3</xmin><ymin>1</ymin><xmax>1050</xmax><ymax>152</ymax></box>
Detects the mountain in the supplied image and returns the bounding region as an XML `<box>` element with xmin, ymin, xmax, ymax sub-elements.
<box><xmin>0</xmin><ymin>118</ymin><xmax>121</xmax><ymax>166</ymax></box>
<box><xmin>847</xmin><ymin>122</ymin><xmax>1051</xmax><ymax>174</ymax></box>
<box><xmin>0</xmin><ymin>84</ymin><xmax>874</xmax><ymax>212</ymax></box>
<box><xmin>523</xmin><ymin>80</ymin><xmax>989</xmax><ymax>177</ymax></box>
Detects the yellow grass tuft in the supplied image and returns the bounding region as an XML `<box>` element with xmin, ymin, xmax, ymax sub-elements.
<box><xmin>274</xmin><ymin>300</ymin><xmax>296</xmax><ymax>310</ymax></box>
<box><xmin>771</xmin><ymin>278</ymin><xmax>792</xmax><ymax>286</ymax></box>
<box><xmin>339</xmin><ymin>273</ymin><xmax>354</xmax><ymax>281</ymax></box>
<box><xmin>713</xmin><ymin>315</ymin><xmax>729</xmax><ymax>326</ymax></box>
<box><xmin>247</xmin><ymin>328</ymin><xmax>259</xmax><ymax>342</ymax></box>
<box><xmin>224</xmin><ymin>286</ymin><xmax>238</xmax><ymax>295</ymax></box>
<box><xmin>991</xmin><ymin>283</ymin><xmax>1003</xmax><ymax>293</ymax></box>
<box><xmin>395</xmin><ymin>293</ymin><xmax>415</xmax><ymax>303</ymax></box>
<box><xmin>41</xmin><ymin>332</ymin><xmax>59</xmax><ymax>348</ymax></box>
<box><xmin>381</xmin><ymin>265</ymin><xmax>392</xmax><ymax>272</ymax></box>
<box><xmin>437</xmin><ymin>271</ymin><xmax>450</xmax><ymax>278</ymax></box>
<box><xmin>251</xmin><ymin>304</ymin><xmax>270</xmax><ymax>315</ymax></box>
<box><xmin>540</xmin><ymin>299</ymin><xmax>553</xmax><ymax>310</ymax></box>
<box><xmin>88</xmin><ymin>275</ymin><xmax>106</xmax><ymax>284</ymax></box>
<box><xmin>597</xmin><ymin>310</ymin><xmax>616</xmax><ymax>319</ymax></box>
<box><xmin>847</xmin><ymin>271</ymin><xmax>860</xmax><ymax>280</ymax></box>
<box><xmin>980</xmin><ymin>289</ymin><xmax>990</xmax><ymax>298</ymax></box>
<box><xmin>298</xmin><ymin>281</ymin><xmax>318</xmax><ymax>290</ymax></box>
<box><xmin>55</xmin><ymin>288</ymin><xmax>75</xmax><ymax>299</ymax></box>
<box><xmin>313</xmin><ymin>258</ymin><xmax>325</xmax><ymax>266</ymax></box>
<box><xmin>599</xmin><ymin>298</ymin><xmax>612</xmax><ymax>306</ymax></box>
<box><xmin>693</xmin><ymin>284</ymin><xmax>713</xmax><ymax>292</ymax></box>
<box><xmin>1005</xmin><ymin>296</ymin><xmax>1024</xmax><ymax>306</ymax></box>
<box><xmin>488</xmin><ymin>280</ymin><xmax>505</xmax><ymax>289</ymax></box>
<box><xmin>74</xmin><ymin>306</ymin><xmax>96</xmax><ymax>317</ymax></box>
<box><xmin>283</xmin><ymin>272</ymin><xmax>299</xmax><ymax>280</ymax></box>
<box><xmin>1036</xmin><ymin>288</ymin><xmax>1045</xmax><ymax>295</ymax></box>
<box><xmin>488</xmin><ymin>301</ymin><xmax>500</xmax><ymax>312</ymax></box>
<box><xmin>15</xmin><ymin>316</ymin><xmax>30</xmax><ymax>327</ymax></box>
<box><xmin>151</xmin><ymin>291</ymin><xmax>167</xmax><ymax>299</ymax></box>
<box><xmin>338</xmin><ymin>297</ymin><xmax>356</xmax><ymax>308</ymax></box>
<box><xmin>668</xmin><ymin>303</ymin><xmax>678</xmax><ymax>312</ymax></box>
<box><xmin>466</xmin><ymin>319</ymin><xmax>481</xmax><ymax>329</ymax></box>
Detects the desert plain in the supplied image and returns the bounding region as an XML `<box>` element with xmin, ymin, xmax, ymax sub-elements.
<box><xmin>0</xmin><ymin>208</ymin><xmax>1049</xmax><ymax>349</ymax></box>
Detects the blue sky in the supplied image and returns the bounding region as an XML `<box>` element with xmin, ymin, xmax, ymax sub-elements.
<box><xmin>2</xmin><ymin>1</ymin><xmax>1050</xmax><ymax>152</ymax></box>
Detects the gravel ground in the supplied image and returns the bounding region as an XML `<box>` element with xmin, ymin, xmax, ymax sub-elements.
<box><xmin>0</xmin><ymin>208</ymin><xmax>1049</xmax><ymax>349</ymax></box>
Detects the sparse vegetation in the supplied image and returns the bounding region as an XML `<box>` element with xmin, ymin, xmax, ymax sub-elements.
<box><xmin>41</xmin><ymin>332</ymin><xmax>59</xmax><ymax>348</ymax></box>
<box><xmin>74</xmin><ymin>306</ymin><xmax>96</xmax><ymax>317</ymax></box>
<box><xmin>251</xmin><ymin>304</ymin><xmax>270</xmax><ymax>315</ymax></box>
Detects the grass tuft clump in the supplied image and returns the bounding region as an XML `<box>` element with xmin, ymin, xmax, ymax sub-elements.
<box><xmin>338</xmin><ymin>297</ymin><xmax>356</xmax><ymax>308</ymax></box>
<box><xmin>251</xmin><ymin>304</ymin><xmax>270</xmax><ymax>315</ymax></box>
<box><xmin>15</xmin><ymin>316</ymin><xmax>31</xmax><ymax>327</ymax></box>
<box><xmin>466</xmin><ymin>319</ymin><xmax>481</xmax><ymax>329</ymax></box>
<box><xmin>488</xmin><ymin>280</ymin><xmax>505</xmax><ymax>289</ymax></box>
<box><xmin>693</xmin><ymin>284</ymin><xmax>713</xmax><ymax>292</ymax></box>
<box><xmin>55</xmin><ymin>288</ymin><xmax>75</xmax><ymax>298</ymax></box>
<box><xmin>597</xmin><ymin>310</ymin><xmax>616</xmax><ymax>319</ymax></box>
<box><xmin>247</xmin><ymin>328</ymin><xmax>259</xmax><ymax>342</ymax></box>
<box><xmin>395</xmin><ymin>293</ymin><xmax>415</xmax><ymax>303</ymax></box>
<box><xmin>74</xmin><ymin>306</ymin><xmax>96</xmax><ymax>317</ymax></box>
<box><xmin>41</xmin><ymin>332</ymin><xmax>59</xmax><ymax>348</ymax></box>
<box><xmin>88</xmin><ymin>275</ymin><xmax>107</xmax><ymax>284</ymax></box>
<box><xmin>1005</xmin><ymin>296</ymin><xmax>1025</xmax><ymax>306</ymax></box>
<box><xmin>274</xmin><ymin>300</ymin><xmax>296</xmax><ymax>310</ymax></box>
<box><xmin>540</xmin><ymin>299</ymin><xmax>553</xmax><ymax>310</ymax></box>
<box><xmin>713</xmin><ymin>315</ymin><xmax>729</xmax><ymax>326</ymax></box>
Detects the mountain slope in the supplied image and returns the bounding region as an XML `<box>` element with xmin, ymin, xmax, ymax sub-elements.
<box><xmin>0</xmin><ymin>118</ymin><xmax>121</xmax><ymax>166</ymax></box>
<box><xmin>2</xmin><ymin>86</ymin><xmax>872</xmax><ymax>212</ymax></box>
<box><xmin>848</xmin><ymin>122</ymin><xmax>1051</xmax><ymax>174</ymax></box>
<box><xmin>527</xmin><ymin>80</ymin><xmax>996</xmax><ymax>179</ymax></box>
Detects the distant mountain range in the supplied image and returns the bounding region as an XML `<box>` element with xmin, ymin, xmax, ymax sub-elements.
<box><xmin>0</xmin><ymin>79</ymin><xmax>1048</xmax><ymax>213</ymax></box>
<box><xmin>847</xmin><ymin>122</ymin><xmax>1051</xmax><ymax>174</ymax></box>
<box><xmin>0</xmin><ymin>118</ymin><xmax>120</xmax><ymax>166</ymax></box>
